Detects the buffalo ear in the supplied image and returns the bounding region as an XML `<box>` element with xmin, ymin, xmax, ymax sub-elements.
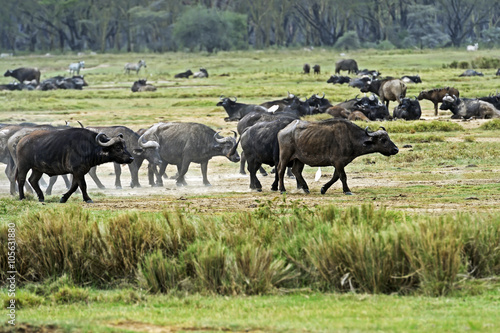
<box><xmin>133</xmin><ymin>148</ymin><xmax>144</xmax><ymax>155</ymax></box>
<box><xmin>363</xmin><ymin>137</ymin><xmax>374</xmax><ymax>147</ymax></box>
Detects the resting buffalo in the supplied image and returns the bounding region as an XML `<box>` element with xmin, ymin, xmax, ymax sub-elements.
<box><xmin>328</xmin><ymin>95</ymin><xmax>390</xmax><ymax>121</ymax></box>
<box><xmin>459</xmin><ymin>69</ymin><xmax>483</xmax><ymax>77</ymax></box>
<box><xmin>277</xmin><ymin>119</ymin><xmax>398</xmax><ymax>194</ymax></box>
<box><xmin>174</xmin><ymin>70</ymin><xmax>193</xmax><ymax>78</ymax></box>
<box><xmin>401</xmin><ymin>75</ymin><xmax>422</xmax><ymax>84</ymax></box>
<box><xmin>16</xmin><ymin>128</ymin><xmax>134</xmax><ymax>203</ymax></box>
<box><xmin>327</xmin><ymin>75</ymin><xmax>350</xmax><ymax>85</ymax></box>
<box><xmin>86</xmin><ymin>126</ymin><xmax>162</xmax><ymax>189</ymax></box>
<box><xmin>335</xmin><ymin>59</ymin><xmax>358</xmax><ymax>75</ymax></box>
<box><xmin>417</xmin><ymin>87</ymin><xmax>460</xmax><ymax>116</ymax></box>
<box><xmin>4</xmin><ymin>67</ymin><xmax>41</xmax><ymax>84</ymax></box>
<box><xmin>360</xmin><ymin>78</ymin><xmax>407</xmax><ymax>109</ymax></box>
<box><xmin>478</xmin><ymin>93</ymin><xmax>500</xmax><ymax>110</ymax></box>
<box><xmin>440</xmin><ymin>95</ymin><xmax>500</xmax><ymax>119</ymax></box>
<box><xmin>217</xmin><ymin>96</ymin><xmax>268</xmax><ymax>121</ymax></box>
<box><xmin>349</xmin><ymin>76</ymin><xmax>371</xmax><ymax>89</ymax></box>
<box><xmin>357</xmin><ymin>69</ymin><xmax>381</xmax><ymax>78</ymax></box>
<box><xmin>393</xmin><ymin>97</ymin><xmax>422</xmax><ymax>120</ymax></box>
<box><xmin>131</xmin><ymin>79</ymin><xmax>156</xmax><ymax>92</ymax></box>
<box><xmin>139</xmin><ymin>122</ymin><xmax>240</xmax><ymax>187</ymax></box>
<box><xmin>39</xmin><ymin>75</ymin><xmax>88</xmax><ymax>90</ymax></box>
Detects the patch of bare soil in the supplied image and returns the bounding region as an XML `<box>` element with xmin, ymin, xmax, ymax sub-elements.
<box><xmin>0</xmin><ymin>324</ymin><xmax>63</xmax><ymax>333</ymax></box>
<box><xmin>108</xmin><ymin>320</ymin><xmax>262</xmax><ymax>332</ymax></box>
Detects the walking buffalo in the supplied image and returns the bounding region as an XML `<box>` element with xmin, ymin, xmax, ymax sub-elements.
<box><xmin>417</xmin><ymin>87</ymin><xmax>460</xmax><ymax>116</ymax></box>
<box><xmin>4</xmin><ymin>67</ymin><xmax>41</xmax><ymax>84</ymax></box>
<box><xmin>277</xmin><ymin>119</ymin><xmax>398</xmax><ymax>194</ymax></box>
<box><xmin>360</xmin><ymin>78</ymin><xmax>407</xmax><ymax>109</ymax></box>
<box><xmin>16</xmin><ymin>128</ymin><xmax>134</xmax><ymax>203</ymax></box>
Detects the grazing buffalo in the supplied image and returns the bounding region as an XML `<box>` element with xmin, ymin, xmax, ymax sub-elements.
<box><xmin>360</xmin><ymin>78</ymin><xmax>407</xmax><ymax>109</ymax></box>
<box><xmin>131</xmin><ymin>79</ymin><xmax>156</xmax><ymax>92</ymax></box>
<box><xmin>4</xmin><ymin>67</ymin><xmax>41</xmax><ymax>84</ymax></box>
<box><xmin>417</xmin><ymin>87</ymin><xmax>460</xmax><ymax>116</ymax></box>
<box><xmin>335</xmin><ymin>59</ymin><xmax>358</xmax><ymax>75</ymax></box>
<box><xmin>86</xmin><ymin>126</ymin><xmax>162</xmax><ymax>189</ymax></box>
<box><xmin>69</xmin><ymin>61</ymin><xmax>85</xmax><ymax>75</ymax></box>
<box><xmin>239</xmin><ymin>117</ymin><xmax>298</xmax><ymax>191</ymax></box>
<box><xmin>393</xmin><ymin>97</ymin><xmax>422</xmax><ymax>120</ymax></box>
<box><xmin>401</xmin><ymin>75</ymin><xmax>422</xmax><ymax>84</ymax></box>
<box><xmin>16</xmin><ymin>128</ymin><xmax>134</xmax><ymax>203</ymax></box>
<box><xmin>327</xmin><ymin>75</ymin><xmax>350</xmax><ymax>85</ymax></box>
<box><xmin>174</xmin><ymin>69</ymin><xmax>193</xmax><ymax>78</ymax></box>
<box><xmin>313</xmin><ymin>64</ymin><xmax>321</xmax><ymax>75</ymax></box>
<box><xmin>217</xmin><ymin>96</ymin><xmax>268</xmax><ymax>122</ymax></box>
<box><xmin>440</xmin><ymin>95</ymin><xmax>500</xmax><ymax>119</ymax></box>
<box><xmin>277</xmin><ymin>119</ymin><xmax>398</xmax><ymax>194</ymax></box>
<box><xmin>139</xmin><ymin>122</ymin><xmax>240</xmax><ymax>187</ymax></box>
<box><xmin>124</xmin><ymin>60</ymin><xmax>147</xmax><ymax>74</ymax></box>
<box><xmin>303</xmin><ymin>64</ymin><xmax>311</xmax><ymax>74</ymax></box>
<box><xmin>459</xmin><ymin>69</ymin><xmax>483</xmax><ymax>77</ymax></box>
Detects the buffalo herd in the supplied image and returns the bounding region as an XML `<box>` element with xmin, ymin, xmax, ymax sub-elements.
<box><xmin>1</xmin><ymin>56</ymin><xmax>499</xmax><ymax>201</ymax></box>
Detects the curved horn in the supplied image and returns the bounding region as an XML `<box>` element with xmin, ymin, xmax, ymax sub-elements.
<box><xmin>230</xmin><ymin>96</ymin><xmax>237</xmax><ymax>102</ymax></box>
<box><xmin>138</xmin><ymin>132</ymin><xmax>160</xmax><ymax>148</ymax></box>
<box><xmin>379</xmin><ymin>126</ymin><xmax>387</xmax><ymax>132</ymax></box>
<box><xmin>96</xmin><ymin>132</ymin><xmax>121</xmax><ymax>147</ymax></box>
<box><xmin>321</xmin><ymin>92</ymin><xmax>325</xmax><ymax>99</ymax></box>
<box><xmin>365</xmin><ymin>127</ymin><xmax>375</xmax><ymax>137</ymax></box>
<box><xmin>214</xmin><ymin>131</ymin><xmax>226</xmax><ymax>143</ymax></box>
<box><xmin>219</xmin><ymin>95</ymin><xmax>225</xmax><ymax>100</ymax></box>
<box><xmin>231</xmin><ymin>130</ymin><xmax>237</xmax><ymax>139</ymax></box>
<box><xmin>77</xmin><ymin>120</ymin><xmax>84</xmax><ymax>128</ymax></box>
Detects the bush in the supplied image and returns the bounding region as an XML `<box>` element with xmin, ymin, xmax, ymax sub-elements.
<box><xmin>471</xmin><ymin>57</ymin><xmax>500</xmax><ymax>69</ymax></box>
<box><xmin>334</xmin><ymin>31</ymin><xmax>361</xmax><ymax>50</ymax></box>
<box><xmin>459</xmin><ymin>61</ymin><xmax>470</xmax><ymax>69</ymax></box>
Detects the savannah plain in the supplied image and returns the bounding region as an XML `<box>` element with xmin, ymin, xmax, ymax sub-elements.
<box><xmin>0</xmin><ymin>48</ymin><xmax>499</xmax><ymax>332</ymax></box>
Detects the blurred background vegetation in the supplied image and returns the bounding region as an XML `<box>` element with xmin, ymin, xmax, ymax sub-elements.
<box><xmin>0</xmin><ymin>0</ymin><xmax>499</xmax><ymax>54</ymax></box>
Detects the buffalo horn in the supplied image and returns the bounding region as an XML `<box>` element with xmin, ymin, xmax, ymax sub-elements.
<box><xmin>219</xmin><ymin>95</ymin><xmax>225</xmax><ymax>100</ymax></box>
<box><xmin>229</xmin><ymin>96</ymin><xmax>237</xmax><ymax>102</ymax></box>
<box><xmin>138</xmin><ymin>132</ymin><xmax>160</xmax><ymax>148</ymax></box>
<box><xmin>379</xmin><ymin>126</ymin><xmax>387</xmax><ymax>132</ymax></box>
<box><xmin>96</xmin><ymin>132</ymin><xmax>120</xmax><ymax>147</ymax></box>
<box><xmin>231</xmin><ymin>130</ymin><xmax>237</xmax><ymax>139</ymax></box>
<box><xmin>365</xmin><ymin>126</ymin><xmax>375</xmax><ymax>137</ymax></box>
<box><xmin>214</xmin><ymin>131</ymin><xmax>226</xmax><ymax>143</ymax></box>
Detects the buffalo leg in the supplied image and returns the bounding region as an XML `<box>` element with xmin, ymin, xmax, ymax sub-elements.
<box><xmin>45</xmin><ymin>176</ymin><xmax>59</xmax><ymax>195</ymax></box>
<box><xmin>88</xmin><ymin>166</ymin><xmax>106</xmax><ymax>189</ymax></box>
<box><xmin>114</xmin><ymin>163</ymin><xmax>123</xmax><ymax>189</ymax></box>
<box><xmin>176</xmin><ymin>161</ymin><xmax>190</xmax><ymax>186</ymax></box>
<box><xmin>200</xmin><ymin>161</ymin><xmax>211</xmax><ymax>186</ymax></box>
<box><xmin>17</xmin><ymin>167</ymin><xmax>28</xmax><ymax>200</ymax></box>
<box><xmin>60</xmin><ymin>178</ymin><xmax>79</xmax><ymax>203</ymax></box>
<box><xmin>128</xmin><ymin>162</ymin><xmax>141</xmax><ymax>188</ymax></box>
<box><xmin>337</xmin><ymin>166</ymin><xmax>352</xmax><ymax>195</ymax></box>
<box><xmin>321</xmin><ymin>170</ymin><xmax>340</xmax><ymax>194</ymax></box>
<box><xmin>28</xmin><ymin>170</ymin><xmax>45</xmax><ymax>202</ymax></box>
<box><xmin>157</xmin><ymin>162</ymin><xmax>169</xmax><ymax>186</ymax></box>
<box><xmin>247</xmin><ymin>160</ymin><xmax>262</xmax><ymax>191</ymax></box>
<box><xmin>434</xmin><ymin>103</ymin><xmax>438</xmax><ymax>116</ymax></box>
<box><xmin>271</xmin><ymin>169</ymin><xmax>279</xmax><ymax>191</ymax></box>
<box><xmin>239</xmin><ymin>152</ymin><xmax>247</xmax><ymax>175</ymax></box>
<box><xmin>291</xmin><ymin>161</ymin><xmax>309</xmax><ymax>193</ymax></box>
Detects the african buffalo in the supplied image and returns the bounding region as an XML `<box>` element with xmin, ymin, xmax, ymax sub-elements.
<box><xmin>440</xmin><ymin>95</ymin><xmax>500</xmax><ymax>119</ymax></box>
<box><xmin>86</xmin><ymin>126</ymin><xmax>162</xmax><ymax>189</ymax></box>
<box><xmin>327</xmin><ymin>75</ymin><xmax>350</xmax><ymax>85</ymax></box>
<box><xmin>417</xmin><ymin>87</ymin><xmax>460</xmax><ymax>116</ymax></box>
<box><xmin>277</xmin><ymin>119</ymin><xmax>398</xmax><ymax>194</ymax></box>
<box><xmin>139</xmin><ymin>122</ymin><xmax>240</xmax><ymax>187</ymax></box>
<box><xmin>335</xmin><ymin>59</ymin><xmax>358</xmax><ymax>75</ymax></box>
<box><xmin>303</xmin><ymin>64</ymin><xmax>311</xmax><ymax>74</ymax></box>
<box><xmin>16</xmin><ymin>128</ymin><xmax>134</xmax><ymax>203</ymax></box>
<box><xmin>4</xmin><ymin>67</ymin><xmax>41</xmax><ymax>84</ymax></box>
<box><xmin>393</xmin><ymin>97</ymin><xmax>422</xmax><ymax>120</ymax></box>
<box><xmin>217</xmin><ymin>96</ymin><xmax>268</xmax><ymax>121</ymax></box>
<box><xmin>174</xmin><ymin>69</ymin><xmax>193</xmax><ymax>78</ymax></box>
<box><xmin>131</xmin><ymin>79</ymin><xmax>156</xmax><ymax>92</ymax></box>
<box><xmin>401</xmin><ymin>75</ymin><xmax>422</xmax><ymax>84</ymax></box>
<box><xmin>459</xmin><ymin>69</ymin><xmax>483</xmax><ymax>77</ymax></box>
<box><xmin>360</xmin><ymin>78</ymin><xmax>407</xmax><ymax>109</ymax></box>
<box><xmin>313</xmin><ymin>64</ymin><xmax>321</xmax><ymax>75</ymax></box>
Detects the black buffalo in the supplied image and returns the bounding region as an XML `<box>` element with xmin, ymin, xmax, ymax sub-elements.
<box><xmin>217</xmin><ymin>96</ymin><xmax>268</xmax><ymax>121</ymax></box>
<box><xmin>39</xmin><ymin>75</ymin><xmax>88</xmax><ymax>90</ymax></box>
<box><xmin>459</xmin><ymin>69</ymin><xmax>484</xmax><ymax>77</ymax></box>
<box><xmin>16</xmin><ymin>128</ymin><xmax>134</xmax><ymax>203</ymax></box>
<box><xmin>303</xmin><ymin>64</ymin><xmax>310</xmax><ymax>74</ymax></box>
<box><xmin>175</xmin><ymin>70</ymin><xmax>193</xmax><ymax>78</ymax></box>
<box><xmin>86</xmin><ymin>126</ymin><xmax>162</xmax><ymax>189</ymax></box>
<box><xmin>4</xmin><ymin>67</ymin><xmax>41</xmax><ymax>84</ymax></box>
<box><xmin>277</xmin><ymin>119</ymin><xmax>398</xmax><ymax>194</ymax></box>
<box><xmin>335</xmin><ymin>59</ymin><xmax>358</xmax><ymax>75</ymax></box>
<box><xmin>327</xmin><ymin>75</ymin><xmax>350</xmax><ymax>85</ymax></box>
<box><xmin>140</xmin><ymin>122</ymin><xmax>240</xmax><ymax>187</ymax></box>
<box><xmin>239</xmin><ymin>117</ymin><xmax>298</xmax><ymax>191</ymax></box>
<box><xmin>401</xmin><ymin>75</ymin><xmax>422</xmax><ymax>84</ymax></box>
<box><xmin>440</xmin><ymin>95</ymin><xmax>500</xmax><ymax>119</ymax></box>
<box><xmin>393</xmin><ymin>97</ymin><xmax>422</xmax><ymax>120</ymax></box>
<box><xmin>131</xmin><ymin>79</ymin><xmax>156</xmax><ymax>92</ymax></box>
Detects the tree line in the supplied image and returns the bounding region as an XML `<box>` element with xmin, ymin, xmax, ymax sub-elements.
<box><xmin>0</xmin><ymin>0</ymin><xmax>499</xmax><ymax>54</ymax></box>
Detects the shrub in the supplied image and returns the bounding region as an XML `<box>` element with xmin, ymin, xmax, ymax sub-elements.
<box><xmin>334</xmin><ymin>31</ymin><xmax>361</xmax><ymax>50</ymax></box>
<box><xmin>479</xmin><ymin>119</ymin><xmax>500</xmax><ymax>130</ymax></box>
<box><xmin>459</xmin><ymin>61</ymin><xmax>469</xmax><ymax>69</ymax></box>
<box><xmin>471</xmin><ymin>56</ymin><xmax>500</xmax><ymax>69</ymax></box>
<box><xmin>139</xmin><ymin>251</ymin><xmax>185</xmax><ymax>294</ymax></box>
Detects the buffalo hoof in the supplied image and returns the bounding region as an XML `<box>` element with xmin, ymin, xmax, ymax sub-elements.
<box><xmin>38</xmin><ymin>198</ymin><xmax>45</xmax><ymax>203</ymax></box>
<box><xmin>204</xmin><ymin>183</ymin><xmax>212</xmax><ymax>187</ymax></box>
<box><xmin>280</xmin><ymin>190</ymin><xmax>286</xmax><ymax>195</ymax></box>
<box><xmin>261</xmin><ymin>172</ymin><xmax>268</xmax><ymax>177</ymax></box>
<box><xmin>303</xmin><ymin>189</ymin><xmax>310</xmax><ymax>194</ymax></box>
<box><xmin>251</xmin><ymin>188</ymin><xmax>262</xmax><ymax>192</ymax></box>
<box><xmin>85</xmin><ymin>199</ymin><xmax>94</xmax><ymax>203</ymax></box>
<box><xmin>176</xmin><ymin>182</ymin><xmax>186</xmax><ymax>187</ymax></box>
<box><xmin>320</xmin><ymin>187</ymin><xmax>327</xmax><ymax>195</ymax></box>
<box><xmin>97</xmin><ymin>185</ymin><xmax>106</xmax><ymax>189</ymax></box>
<box><xmin>116</xmin><ymin>186</ymin><xmax>122</xmax><ymax>190</ymax></box>
<box><xmin>239</xmin><ymin>171</ymin><xmax>247</xmax><ymax>175</ymax></box>
<box><xmin>344</xmin><ymin>192</ymin><xmax>353</xmax><ymax>195</ymax></box>
<box><xmin>60</xmin><ymin>198</ymin><xmax>68</xmax><ymax>203</ymax></box>
<box><xmin>271</xmin><ymin>187</ymin><xmax>278</xmax><ymax>191</ymax></box>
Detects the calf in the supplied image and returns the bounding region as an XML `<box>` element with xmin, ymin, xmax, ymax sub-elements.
<box><xmin>417</xmin><ymin>87</ymin><xmax>460</xmax><ymax>116</ymax></box>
